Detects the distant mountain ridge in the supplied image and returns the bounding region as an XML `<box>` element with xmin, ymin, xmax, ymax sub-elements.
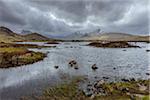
<box><xmin>0</xmin><ymin>26</ymin><xmax>149</xmax><ymax>42</ymax></box>
<box><xmin>61</xmin><ymin>29</ymin><xmax>101</xmax><ymax>40</ymax></box>
<box><xmin>0</xmin><ymin>26</ymin><xmax>50</xmax><ymax>42</ymax></box>
<box><xmin>21</xmin><ymin>30</ymin><xmax>32</xmax><ymax>34</ymax></box>
<box><xmin>83</xmin><ymin>32</ymin><xmax>149</xmax><ymax>42</ymax></box>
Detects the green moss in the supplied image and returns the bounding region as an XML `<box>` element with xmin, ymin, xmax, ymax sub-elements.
<box><xmin>142</xmin><ymin>95</ymin><xmax>150</xmax><ymax>100</ymax></box>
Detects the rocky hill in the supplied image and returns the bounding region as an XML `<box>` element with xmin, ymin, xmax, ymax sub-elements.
<box><xmin>24</xmin><ymin>33</ymin><xmax>50</xmax><ymax>41</ymax></box>
<box><xmin>0</xmin><ymin>26</ymin><xmax>50</xmax><ymax>42</ymax></box>
<box><xmin>0</xmin><ymin>26</ymin><xmax>24</xmax><ymax>42</ymax></box>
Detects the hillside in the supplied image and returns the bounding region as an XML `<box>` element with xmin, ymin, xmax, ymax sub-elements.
<box><xmin>0</xmin><ymin>26</ymin><xmax>24</xmax><ymax>42</ymax></box>
<box><xmin>83</xmin><ymin>32</ymin><xmax>150</xmax><ymax>42</ymax></box>
<box><xmin>24</xmin><ymin>33</ymin><xmax>50</xmax><ymax>41</ymax></box>
<box><xmin>0</xmin><ymin>26</ymin><xmax>51</xmax><ymax>42</ymax></box>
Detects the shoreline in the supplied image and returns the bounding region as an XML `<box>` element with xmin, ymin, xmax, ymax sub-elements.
<box><xmin>20</xmin><ymin>76</ymin><xmax>150</xmax><ymax>100</ymax></box>
<box><xmin>0</xmin><ymin>42</ymin><xmax>49</xmax><ymax>68</ymax></box>
<box><xmin>0</xmin><ymin>48</ymin><xmax>47</xmax><ymax>68</ymax></box>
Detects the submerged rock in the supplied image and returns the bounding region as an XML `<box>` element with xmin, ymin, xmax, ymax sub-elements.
<box><xmin>121</xmin><ymin>79</ymin><xmax>130</xmax><ymax>82</ymax></box>
<box><xmin>91</xmin><ymin>64</ymin><xmax>98</xmax><ymax>70</ymax></box>
<box><xmin>54</xmin><ymin>66</ymin><xmax>59</xmax><ymax>69</ymax></box>
<box><xmin>46</xmin><ymin>41</ymin><xmax>59</xmax><ymax>44</ymax></box>
<box><xmin>74</xmin><ymin>65</ymin><xmax>79</xmax><ymax>70</ymax></box>
<box><xmin>130</xmin><ymin>78</ymin><xmax>136</xmax><ymax>81</ymax></box>
<box><xmin>113</xmin><ymin>67</ymin><xmax>116</xmax><ymax>70</ymax></box>
<box><xmin>146</xmin><ymin>73</ymin><xmax>150</xmax><ymax>75</ymax></box>
<box><xmin>68</xmin><ymin>60</ymin><xmax>79</xmax><ymax>69</ymax></box>
<box><xmin>102</xmin><ymin>77</ymin><xmax>109</xmax><ymax>80</ymax></box>
<box><xmin>146</xmin><ymin>50</ymin><xmax>150</xmax><ymax>52</ymax></box>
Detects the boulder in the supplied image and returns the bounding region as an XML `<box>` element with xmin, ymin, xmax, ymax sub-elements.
<box><xmin>92</xmin><ymin>64</ymin><xmax>98</xmax><ymax>70</ymax></box>
<box><xmin>68</xmin><ymin>60</ymin><xmax>79</xmax><ymax>69</ymax></box>
<box><xmin>54</xmin><ymin>66</ymin><xmax>59</xmax><ymax>69</ymax></box>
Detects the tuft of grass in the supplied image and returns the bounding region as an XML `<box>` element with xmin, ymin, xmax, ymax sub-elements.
<box><xmin>19</xmin><ymin>52</ymin><xmax>46</xmax><ymax>64</ymax></box>
<box><xmin>21</xmin><ymin>78</ymin><xmax>150</xmax><ymax>100</ymax></box>
<box><xmin>142</xmin><ymin>95</ymin><xmax>150</xmax><ymax>100</ymax></box>
<box><xmin>33</xmin><ymin>77</ymin><xmax>89</xmax><ymax>100</ymax></box>
<box><xmin>0</xmin><ymin>47</ymin><xmax>28</xmax><ymax>53</ymax></box>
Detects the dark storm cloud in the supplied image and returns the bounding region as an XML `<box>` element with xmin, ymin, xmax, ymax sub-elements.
<box><xmin>0</xmin><ymin>0</ymin><xmax>149</xmax><ymax>35</ymax></box>
<box><xmin>0</xmin><ymin>0</ymin><xmax>26</xmax><ymax>25</ymax></box>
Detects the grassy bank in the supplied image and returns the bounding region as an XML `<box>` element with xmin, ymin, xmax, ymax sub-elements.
<box><xmin>21</xmin><ymin>77</ymin><xmax>150</xmax><ymax>100</ymax></box>
<box><xmin>87</xmin><ymin>41</ymin><xmax>140</xmax><ymax>48</ymax></box>
<box><xmin>0</xmin><ymin>42</ymin><xmax>55</xmax><ymax>48</ymax></box>
<box><xmin>0</xmin><ymin>47</ymin><xmax>46</xmax><ymax>68</ymax></box>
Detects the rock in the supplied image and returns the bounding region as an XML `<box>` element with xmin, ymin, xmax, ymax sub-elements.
<box><xmin>123</xmin><ymin>49</ymin><xmax>127</xmax><ymax>51</ymax></box>
<box><xmin>137</xmin><ymin>83</ymin><xmax>147</xmax><ymax>91</ymax></box>
<box><xmin>68</xmin><ymin>60</ymin><xmax>79</xmax><ymax>69</ymax></box>
<box><xmin>94</xmin><ymin>80</ymin><xmax>105</xmax><ymax>88</ymax></box>
<box><xmin>94</xmin><ymin>76</ymin><xmax>98</xmax><ymax>79</ymax></box>
<box><xmin>139</xmin><ymin>85</ymin><xmax>147</xmax><ymax>91</ymax></box>
<box><xmin>84</xmin><ymin>88</ymin><xmax>93</xmax><ymax>97</ymax></box>
<box><xmin>46</xmin><ymin>41</ymin><xmax>59</xmax><ymax>44</ymax></box>
<box><xmin>102</xmin><ymin>77</ymin><xmax>109</xmax><ymax>80</ymax></box>
<box><xmin>91</xmin><ymin>64</ymin><xmax>98</xmax><ymax>70</ymax></box>
<box><xmin>130</xmin><ymin>78</ymin><xmax>136</xmax><ymax>81</ymax></box>
<box><xmin>146</xmin><ymin>73</ymin><xmax>150</xmax><ymax>75</ymax></box>
<box><xmin>46</xmin><ymin>51</ymin><xmax>50</xmax><ymax>54</ymax></box>
<box><xmin>121</xmin><ymin>78</ymin><xmax>130</xmax><ymax>82</ymax></box>
<box><xmin>121</xmin><ymin>88</ymin><xmax>129</xmax><ymax>92</ymax></box>
<box><xmin>74</xmin><ymin>65</ymin><xmax>79</xmax><ymax>70</ymax></box>
<box><xmin>69</xmin><ymin>60</ymin><xmax>77</xmax><ymax>66</ymax></box>
<box><xmin>87</xmin><ymin>84</ymin><xmax>92</xmax><ymax>87</ymax></box>
<box><xmin>90</xmin><ymin>94</ymin><xmax>96</xmax><ymax>99</ymax></box>
<box><xmin>54</xmin><ymin>66</ymin><xmax>59</xmax><ymax>69</ymax></box>
<box><xmin>146</xmin><ymin>50</ymin><xmax>150</xmax><ymax>52</ymax></box>
<box><xmin>113</xmin><ymin>67</ymin><xmax>116</xmax><ymax>70</ymax></box>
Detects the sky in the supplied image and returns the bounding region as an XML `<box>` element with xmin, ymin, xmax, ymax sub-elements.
<box><xmin>0</xmin><ymin>0</ymin><xmax>149</xmax><ymax>36</ymax></box>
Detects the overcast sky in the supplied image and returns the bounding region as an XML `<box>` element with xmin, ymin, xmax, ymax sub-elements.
<box><xmin>0</xmin><ymin>0</ymin><xmax>149</xmax><ymax>36</ymax></box>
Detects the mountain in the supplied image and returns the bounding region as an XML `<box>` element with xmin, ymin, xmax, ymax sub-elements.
<box><xmin>0</xmin><ymin>26</ymin><xmax>149</xmax><ymax>42</ymax></box>
<box><xmin>0</xmin><ymin>26</ymin><xmax>24</xmax><ymax>42</ymax></box>
<box><xmin>21</xmin><ymin>30</ymin><xmax>32</xmax><ymax>34</ymax></box>
<box><xmin>24</xmin><ymin>33</ymin><xmax>50</xmax><ymax>41</ymax></box>
<box><xmin>83</xmin><ymin>32</ymin><xmax>150</xmax><ymax>42</ymax></box>
<box><xmin>0</xmin><ymin>26</ymin><xmax>13</xmax><ymax>34</ymax></box>
<box><xmin>61</xmin><ymin>29</ymin><xmax>101</xmax><ymax>40</ymax></box>
<box><xmin>0</xmin><ymin>26</ymin><xmax>51</xmax><ymax>42</ymax></box>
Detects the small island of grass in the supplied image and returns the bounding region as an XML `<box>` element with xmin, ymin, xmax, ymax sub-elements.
<box><xmin>0</xmin><ymin>47</ymin><xmax>46</xmax><ymax>68</ymax></box>
<box><xmin>87</xmin><ymin>41</ymin><xmax>140</xmax><ymax>48</ymax></box>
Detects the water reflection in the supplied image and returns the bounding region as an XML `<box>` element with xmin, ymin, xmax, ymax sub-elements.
<box><xmin>0</xmin><ymin>42</ymin><xmax>149</xmax><ymax>99</ymax></box>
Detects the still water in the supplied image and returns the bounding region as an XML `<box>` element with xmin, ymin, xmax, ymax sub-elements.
<box><xmin>0</xmin><ymin>42</ymin><xmax>149</xmax><ymax>100</ymax></box>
